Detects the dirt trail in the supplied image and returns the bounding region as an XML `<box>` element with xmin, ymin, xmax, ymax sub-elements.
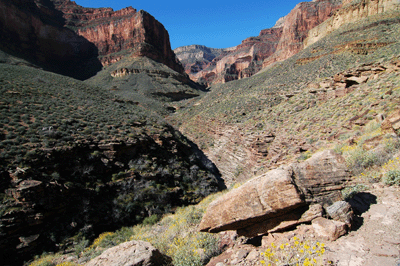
<box><xmin>324</xmin><ymin>184</ymin><xmax>400</xmax><ymax>266</ymax></box>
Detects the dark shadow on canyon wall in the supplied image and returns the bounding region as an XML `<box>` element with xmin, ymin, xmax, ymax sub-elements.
<box><xmin>0</xmin><ymin>0</ymin><xmax>102</xmax><ymax>80</ymax></box>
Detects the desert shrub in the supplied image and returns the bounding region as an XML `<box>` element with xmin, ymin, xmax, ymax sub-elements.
<box><xmin>74</xmin><ymin>237</ymin><xmax>89</xmax><ymax>257</ymax></box>
<box><xmin>142</xmin><ymin>214</ymin><xmax>160</xmax><ymax>225</ymax></box>
<box><xmin>74</xmin><ymin>192</ymin><xmax>225</xmax><ymax>265</ymax></box>
<box><xmin>55</xmin><ymin>262</ymin><xmax>81</xmax><ymax>266</ymax></box>
<box><xmin>28</xmin><ymin>254</ymin><xmax>60</xmax><ymax>266</ymax></box>
<box><xmin>341</xmin><ymin>184</ymin><xmax>369</xmax><ymax>200</ymax></box>
<box><xmin>383</xmin><ymin>170</ymin><xmax>400</xmax><ymax>186</ymax></box>
<box><xmin>383</xmin><ymin>135</ymin><xmax>400</xmax><ymax>153</ymax></box>
<box><xmin>298</xmin><ymin>150</ymin><xmax>313</xmax><ymax>161</ymax></box>
<box><xmin>343</xmin><ymin>146</ymin><xmax>377</xmax><ymax>175</ymax></box>
<box><xmin>260</xmin><ymin>237</ymin><xmax>326</xmax><ymax>266</ymax></box>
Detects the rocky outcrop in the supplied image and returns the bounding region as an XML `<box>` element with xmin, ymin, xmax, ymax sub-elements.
<box><xmin>52</xmin><ymin>0</ymin><xmax>184</xmax><ymax>74</ymax></box>
<box><xmin>85</xmin><ymin>240</ymin><xmax>172</xmax><ymax>266</ymax></box>
<box><xmin>176</xmin><ymin>0</ymin><xmax>341</xmax><ymax>86</ymax></box>
<box><xmin>0</xmin><ymin>0</ymin><xmax>102</xmax><ymax>79</ymax></box>
<box><xmin>381</xmin><ymin>109</ymin><xmax>400</xmax><ymax>135</ymax></box>
<box><xmin>304</xmin><ymin>0</ymin><xmax>400</xmax><ymax>48</ymax></box>
<box><xmin>199</xmin><ymin>150</ymin><xmax>351</xmax><ymax>237</ymax></box>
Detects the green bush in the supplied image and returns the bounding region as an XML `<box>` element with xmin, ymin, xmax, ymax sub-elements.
<box><xmin>341</xmin><ymin>184</ymin><xmax>369</xmax><ymax>200</ymax></box>
<box><xmin>383</xmin><ymin>170</ymin><xmax>400</xmax><ymax>186</ymax></box>
<box><xmin>344</xmin><ymin>146</ymin><xmax>377</xmax><ymax>175</ymax></box>
<box><xmin>142</xmin><ymin>214</ymin><xmax>160</xmax><ymax>225</ymax></box>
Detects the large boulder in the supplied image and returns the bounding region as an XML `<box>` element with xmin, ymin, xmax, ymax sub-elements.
<box><xmin>291</xmin><ymin>150</ymin><xmax>351</xmax><ymax>206</ymax></box>
<box><xmin>85</xmin><ymin>240</ymin><xmax>172</xmax><ymax>266</ymax></box>
<box><xmin>199</xmin><ymin>168</ymin><xmax>306</xmax><ymax>234</ymax></box>
<box><xmin>199</xmin><ymin>150</ymin><xmax>351</xmax><ymax>237</ymax></box>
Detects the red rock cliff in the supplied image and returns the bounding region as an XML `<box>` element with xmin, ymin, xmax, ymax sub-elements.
<box><xmin>263</xmin><ymin>0</ymin><xmax>342</xmax><ymax>67</ymax></box>
<box><xmin>177</xmin><ymin>0</ymin><xmax>342</xmax><ymax>86</ymax></box>
<box><xmin>52</xmin><ymin>0</ymin><xmax>184</xmax><ymax>74</ymax></box>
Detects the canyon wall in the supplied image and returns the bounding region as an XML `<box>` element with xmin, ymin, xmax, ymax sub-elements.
<box><xmin>0</xmin><ymin>0</ymin><xmax>185</xmax><ymax>79</ymax></box>
<box><xmin>52</xmin><ymin>0</ymin><xmax>185</xmax><ymax>74</ymax></box>
<box><xmin>176</xmin><ymin>0</ymin><xmax>342</xmax><ymax>86</ymax></box>
<box><xmin>263</xmin><ymin>0</ymin><xmax>343</xmax><ymax>67</ymax></box>
<box><xmin>0</xmin><ymin>0</ymin><xmax>102</xmax><ymax>79</ymax></box>
<box><xmin>304</xmin><ymin>0</ymin><xmax>400</xmax><ymax>48</ymax></box>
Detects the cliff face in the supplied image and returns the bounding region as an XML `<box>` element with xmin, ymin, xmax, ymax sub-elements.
<box><xmin>52</xmin><ymin>0</ymin><xmax>185</xmax><ymax>74</ymax></box>
<box><xmin>263</xmin><ymin>0</ymin><xmax>342</xmax><ymax>67</ymax></box>
<box><xmin>0</xmin><ymin>0</ymin><xmax>185</xmax><ymax>79</ymax></box>
<box><xmin>0</xmin><ymin>0</ymin><xmax>102</xmax><ymax>80</ymax></box>
<box><xmin>304</xmin><ymin>0</ymin><xmax>400</xmax><ymax>48</ymax></box>
<box><xmin>176</xmin><ymin>0</ymin><xmax>342</xmax><ymax>86</ymax></box>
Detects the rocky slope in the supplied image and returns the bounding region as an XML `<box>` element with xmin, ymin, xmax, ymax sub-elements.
<box><xmin>52</xmin><ymin>0</ymin><xmax>184</xmax><ymax>74</ymax></box>
<box><xmin>175</xmin><ymin>0</ymin><xmax>342</xmax><ymax>86</ymax></box>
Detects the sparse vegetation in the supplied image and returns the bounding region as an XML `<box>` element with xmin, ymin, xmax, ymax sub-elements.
<box><xmin>383</xmin><ymin>169</ymin><xmax>400</xmax><ymax>186</ymax></box>
<box><xmin>260</xmin><ymin>237</ymin><xmax>327</xmax><ymax>266</ymax></box>
<box><xmin>341</xmin><ymin>184</ymin><xmax>369</xmax><ymax>200</ymax></box>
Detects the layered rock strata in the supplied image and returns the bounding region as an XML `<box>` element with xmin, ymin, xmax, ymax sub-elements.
<box><xmin>304</xmin><ymin>0</ymin><xmax>400</xmax><ymax>48</ymax></box>
<box><xmin>52</xmin><ymin>0</ymin><xmax>184</xmax><ymax>74</ymax></box>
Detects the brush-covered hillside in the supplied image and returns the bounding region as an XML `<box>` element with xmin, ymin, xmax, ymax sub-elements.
<box><xmin>0</xmin><ymin>56</ymin><xmax>221</xmax><ymax>264</ymax></box>
<box><xmin>86</xmin><ymin>56</ymin><xmax>206</xmax><ymax>115</ymax></box>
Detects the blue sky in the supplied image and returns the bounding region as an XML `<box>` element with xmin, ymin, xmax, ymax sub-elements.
<box><xmin>74</xmin><ymin>0</ymin><xmax>304</xmax><ymax>49</ymax></box>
